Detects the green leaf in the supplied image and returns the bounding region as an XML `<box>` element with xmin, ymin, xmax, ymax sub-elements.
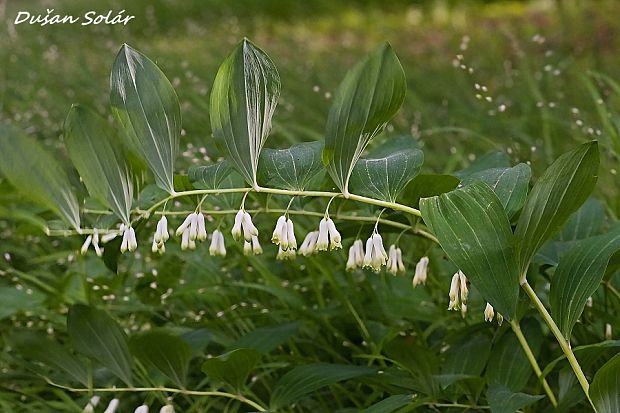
<box><xmin>361</xmin><ymin>395</ymin><xmax>415</xmax><ymax>413</ymax></box>
<box><xmin>349</xmin><ymin>148</ymin><xmax>424</xmax><ymax>202</ymax></box>
<box><xmin>442</xmin><ymin>334</ymin><xmax>491</xmax><ymax>377</ymax></box>
<box><xmin>188</xmin><ymin>161</ymin><xmax>235</xmax><ymax>190</ymax></box>
<box><xmin>420</xmin><ymin>182</ymin><xmax>520</xmax><ymax>319</ymax></box>
<box><xmin>228</xmin><ymin>322</ymin><xmax>299</xmax><ymax>354</ymax></box>
<box><xmin>210</xmin><ymin>38</ymin><xmax>280</xmax><ymax>189</ymax></box>
<box><xmin>557</xmin><ymin>198</ymin><xmax>606</xmax><ymax>242</ymax></box>
<box><xmin>455</xmin><ymin>151</ymin><xmax>511</xmax><ymax>177</ymax></box>
<box><xmin>590</xmin><ymin>352</ymin><xmax>620</xmax><ymax>413</ymax></box>
<box><xmin>270</xmin><ymin>363</ymin><xmax>377</xmax><ymax>410</ymax></box>
<box><xmin>323</xmin><ymin>43</ymin><xmax>406</xmax><ymax>197</ymax></box>
<box><xmin>17</xmin><ymin>332</ymin><xmax>89</xmax><ymax>386</ymax></box>
<box><xmin>129</xmin><ymin>330</ymin><xmax>191</xmax><ymax>388</ymax></box>
<box><xmin>110</xmin><ymin>44</ymin><xmax>181</xmax><ymax>194</ymax></box>
<box><xmin>460</xmin><ymin>163</ymin><xmax>531</xmax><ymax>219</ymax></box>
<box><xmin>67</xmin><ymin>304</ymin><xmax>133</xmax><ymax>385</ymax></box>
<box><xmin>486</xmin><ymin>384</ymin><xmax>544</xmax><ymax>413</ymax></box>
<box><xmin>0</xmin><ymin>124</ymin><xmax>80</xmax><ymax>229</ymax></box>
<box><xmin>550</xmin><ymin>224</ymin><xmax>620</xmax><ymax>339</ymax></box>
<box><xmin>257</xmin><ymin>141</ymin><xmax>324</xmax><ymax>191</ymax></box>
<box><xmin>201</xmin><ymin>348</ymin><xmax>261</xmax><ymax>390</ymax></box>
<box><xmin>400</xmin><ymin>174</ymin><xmax>460</xmax><ymax>207</ymax></box>
<box><xmin>64</xmin><ymin>105</ymin><xmax>133</xmax><ymax>224</ymax></box>
<box><xmin>0</xmin><ymin>285</ymin><xmax>44</xmax><ymax>320</ymax></box>
<box><xmin>514</xmin><ymin>141</ymin><xmax>599</xmax><ymax>273</ymax></box>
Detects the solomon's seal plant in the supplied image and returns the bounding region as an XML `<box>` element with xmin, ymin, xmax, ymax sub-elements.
<box><xmin>1</xmin><ymin>37</ymin><xmax>619</xmax><ymax>413</ymax></box>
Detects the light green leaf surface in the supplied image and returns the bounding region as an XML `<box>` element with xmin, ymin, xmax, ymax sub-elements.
<box><xmin>67</xmin><ymin>304</ymin><xmax>133</xmax><ymax>386</ymax></box>
<box><xmin>201</xmin><ymin>348</ymin><xmax>261</xmax><ymax>390</ymax></box>
<box><xmin>257</xmin><ymin>141</ymin><xmax>324</xmax><ymax>191</ymax></box>
<box><xmin>590</xmin><ymin>352</ymin><xmax>620</xmax><ymax>413</ymax></box>
<box><xmin>420</xmin><ymin>182</ymin><xmax>520</xmax><ymax>319</ymax></box>
<box><xmin>210</xmin><ymin>38</ymin><xmax>280</xmax><ymax>189</ymax></box>
<box><xmin>228</xmin><ymin>322</ymin><xmax>299</xmax><ymax>354</ymax></box>
<box><xmin>129</xmin><ymin>330</ymin><xmax>192</xmax><ymax>388</ymax></box>
<box><xmin>110</xmin><ymin>44</ymin><xmax>181</xmax><ymax>194</ymax></box>
<box><xmin>0</xmin><ymin>125</ymin><xmax>80</xmax><ymax>229</ymax></box>
<box><xmin>487</xmin><ymin>384</ymin><xmax>544</xmax><ymax>413</ymax></box>
<box><xmin>188</xmin><ymin>161</ymin><xmax>235</xmax><ymax>190</ymax></box>
<box><xmin>514</xmin><ymin>141</ymin><xmax>599</xmax><ymax>273</ymax></box>
<box><xmin>323</xmin><ymin>43</ymin><xmax>406</xmax><ymax>196</ymax></box>
<box><xmin>550</xmin><ymin>224</ymin><xmax>620</xmax><ymax>339</ymax></box>
<box><xmin>64</xmin><ymin>105</ymin><xmax>133</xmax><ymax>224</ymax></box>
<box><xmin>349</xmin><ymin>148</ymin><xmax>423</xmax><ymax>202</ymax></box>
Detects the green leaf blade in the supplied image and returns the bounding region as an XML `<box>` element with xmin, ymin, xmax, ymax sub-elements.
<box><xmin>590</xmin><ymin>352</ymin><xmax>620</xmax><ymax>413</ymax></box>
<box><xmin>514</xmin><ymin>141</ymin><xmax>599</xmax><ymax>273</ymax></box>
<box><xmin>0</xmin><ymin>124</ymin><xmax>80</xmax><ymax>229</ymax></box>
<box><xmin>188</xmin><ymin>161</ymin><xmax>235</xmax><ymax>190</ymax></box>
<box><xmin>323</xmin><ymin>43</ymin><xmax>406</xmax><ymax>196</ymax></box>
<box><xmin>110</xmin><ymin>44</ymin><xmax>181</xmax><ymax>194</ymax></box>
<box><xmin>201</xmin><ymin>348</ymin><xmax>261</xmax><ymax>390</ymax></box>
<box><xmin>486</xmin><ymin>384</ymin><xmax>544</xmax><ymax>413</ymax></box>
<box><xmin>257</xmin><ymin>141</ymin><xmax>324</xmax><ymax>191</ymax></box>
<box><xmin>420</xmin><ymin>182</ymin><xmax>520</xmax><ymax>319</ymax></box>
<box><xmin>210</xmin><ymin>38</ymin><xmax>280</xmax><ymax>189</ymax></box>
<box><xmin>64</xmin><ymin>105</ymin><xmax>133</xmax><ymax>224</ymax></box>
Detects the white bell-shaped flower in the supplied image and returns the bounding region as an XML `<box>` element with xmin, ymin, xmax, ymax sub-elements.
<box><xmin>363</xmin><ymin>232</ymin><xmax>388</xmax><ymax>272</ymax></box>
<box><xmin>81</xmin><ymin>235</ymin><xmax>92</xmax><ymax>255</ymax></box>
<box><xmin>209</xmin><ymin>230</ymin><xmax>226</xmax><ymax>257</ymax></box>
<box><xmin>242</xmin><ymin>212</ymin><xmax>258</xmax><ymax>241</ymax></box>
<box><xmin>484</xmin><ymin>302</ymin><xmax>495</xmax><ymax>322</ymax></box>
<box><xmin>412</xmin><ymin>256</ymin><xmax>429</xmax><ymax>287</ymax></box>
<box><xmin>386</xmin><ymin>245</ymin><xmax>401</xmax><ymax>274</ymax></box>
<box><xmin>82</xmin><ymin>396</ymin><xmax>100</xmax><ymax>413</ymax></box>
<box><xmin>316</xmin><ymin>218</ymin><xmax>341</xmax><ymax>251</ymax></box>
<box><xmin>243</xmin><ymin>235</ymin><xmax>262</xmax><ymax>256</ymax></box>
<box><xmin>120</xmin><ymin>226</ymin><xmax>137</xmax><ymax>253</ymax></box>
<box><xmin>277</xmin><ymin>245</ymin><xmax>296</xmax><ymax>261</ymax></box>
<box><xmin>271</xmin><ymin>215</ymin><xmax>287</xmax><ymax>245</ymax></box>
<box><xmin>160</xmin><ymin>405</ymin><xmax>175</xmax><ymax>413</ymax></box>
<box><xmin>104</xmin><ymin>398</ymin><xmax>120</xmax><ymax>413</ymax></box>
<box><xmin>299</xmin><ymin>231</ymin><xmax>319</xmax><ymax>256</ymax></box>
<box><xmin>154</xmin><ymin>216</ymin><xmax>169</xmax><ymax>244</ymax></box>
<box><xmin>231</xmin><ymin>210</ymin><xmax>244</xmax><ymax>241</ymax></box>
<box><xmin>346</xmin><ymin>239</ymin><xmax>364</xmax><ymax>271</ymax></box>
<box><xmin>196</xmin><ymin>212</ymin><xmax>207</xmax><ymax>241</ymax></box>
<box><xmin>92</xmin><ymin>229</ymin><xmax>103</xmax><ymax>257</ymax></box>
<box><xmin>448</xmin><ymin>272</ymin><xmax>461</xmax><ymax>310</ymax></box>
<box><xmin>134</xmin><ymin>405</ymin><xmax>149</xmax><ymax>413</ymax></box>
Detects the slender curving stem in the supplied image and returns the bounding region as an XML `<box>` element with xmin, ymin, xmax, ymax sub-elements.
<box><xmin>509</xmin><ymin>320</ymin><xmax>558</xmax><ymax>407</ymax></box>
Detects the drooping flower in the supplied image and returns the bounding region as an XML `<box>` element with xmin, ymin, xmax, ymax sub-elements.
<box><xmin>82</xmin><ymin>396</ymin><xmax>100</xmax><ymax>413</ymax></box>
<box><xmin>81</xmin><ymin>230</ymin><xmax>103</xmax><ymax>256</ymax></box>
<box><xmin>386</xmin><ymin>245</ymin><xmax>405</xmax><ymax>274</ymax></box>
<box><xmin>120</xmin><ymin>226</ymin><xmax>137</xmax><ymax>253</ymax></box>
<box><xmin>134</xmin><ymin>405</ymin><xmax>149</xmax><ymax>413</ymax></box>
<box><xmin>448</xmin><ymin>271</ymin><xmax>461</xmax><ymax>311</ymax></box>
<box><xmin>244</xmin><ymin>235</ymin><xmax>263</xmax><ymax>256</ymax></box>
<box><xmin>232</xmin><ymin>210</ymin><xmax>244</xmax><ymax>240</ymax></box>
<box><xmin>299</xmin><ymin>231</ymin><xmax>319</xmax><ymax>256</ymax></box>
<box><xmin>271</xmin><ymin>215</ymin><xmax>297</xmax><ymax>253</ymax></box>
<box><xmin>448</xmin><ymin>270</ymin><xmax>468</xmax><ymax>317</ymax></box>
<box><xmin>103</xmin><ymin>398</ymin><xmax>120</xmax><ymax>413</ymax></box>
<box><xmin>232</xmin><ymin>210</ymin><xmax>258</xmax><ymax>242</ymax></box>
<box><xmin>496</xmin><ymin>313</ymin><xmax>504</xmax><ymax>326</ymax></box>
<box><xmin>80</xmin><ymin>235</ymin><xmax>92</xmax><ymax>255</ymax></box>
<box><xmin>152</xmin><ymin>216</ymin><xmax>169</xmax><ymax>254</ymax></box>
<box><xmin>412</xmin><ymin>256</ymin><xmax>429</xmax><ymax>287</ymax></box>
<box><xmin>160</xmin><ymin>405</ymin><xmax>175</xmax><ymax>413</ymax></box>
<box><xmin>101</xmin><ymin>223</ymin><xmax>124</xmax><ymax>244</ymax></box>
<box><xmin>195</xmin><ymin>212</ymin><xmax>207</xmax><ymax>241</ymax></box>
<box><xmin>606</xmin><ymin>323</ymin><xmax>612</xmax><ymax>340</ymax></box>
<box><xmin>316</xmin><ymin>218</ymin><xmax>341</xmax><ymax>251</ymax></box>
<box><xmin>484</xmin><ymin>302</ymin><xmax>495</xmax><ymax>322</ymax></box>
<box><xmin>209</xmin><ymin>230</ymin><xmax>226</xmax><ymax>257</ymax></box>
<box><xmin>277</xmin><ymin>246</ymin><xmax>296</xmax><ymax>261</ymax></box>
<box><xmin>363</xmin><ymin>232</ymin><xmax>388</xmax><ymax>272</ymax></box>
<box><xmin>271</xmin><ymin>215</ymin><xmax>287</xmax><ymax>245</ymax></box>
<box><xmin>346</xmin><ymin>239</ymin><xmax>364</xmax><ymax>271</ymax></box>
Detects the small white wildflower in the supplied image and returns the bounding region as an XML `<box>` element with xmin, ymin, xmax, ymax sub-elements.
<box><xmin>386</xmin><ymin>245</ymin><xmax>399</xmax><ymax>274</ymax></box>
<box><xmin>316</xmin><ymin>218</ymin><xmax>330</xmax><ymax>251</ymax></box>
<box><xmin>83</xmin><ymin>396</ymin><xmax>100</xmax><ymax>413</ymax></box>
<box><xmin>497</xmin><ymin>313</ymin><xmax>504</xmax><ymax>326</ymax></box>
<box><xmin>326</xmin><ymin>218</ymin><xmax>342</xmax><ymax>249</ymax></box>
<box><xmin>196</xmin><ymin>212</ymin><xmax>207</xmax><ymax>241</ymax></box>
<box><xmin>277</xmin><ymin>246</ymin><xmax>296</xmax><ymax>261</ymax></box>
<box><xmin>271</xmin><ymin>215</ymin><xmax>287</xmax><ymax>245</ymax></box>
<box><xmin>134</xmin><ymin>405</ymin><xmax>149</xmax><ymax>413</ymax></box>
<box><xmin>586</xmin><ymin>296</ymin><xmax>593</xmax><ymax>307</ymax></box>
<box><xmin>459</xmin><ymin>271</ymin><xmax>469</xmax><ymax>303</ymax></box>
<box><xmin>412</xmin><ymin>256</ymin><xmax>429</xmax><ymax>287</ymax></box>
<box><xmin>103</xmin><ymin>398</ymin><xmax>120</xmax><ymax>413</ymax></box>
<box><xmin>181</xmin><ymin>227</ymin><xmax>191</xmax><ymax>250</ymax></box>
<box><xmin>448</xmin><ymin>271</ymin><xmax>468</xmax><ymax>315</ymax></box>
<box><xmin>606</xmin><ymin>323</ymin><xmax>612</xmax><ymax>340</ymax></box>
<box><xmin>243</xmin><ymin>240</ymin><xmax>252</xmax><ymax>256</ymax></box>
<box><xmin>160</xmin><ymin>405</ymin><xmax>175</xmax><ymax>413</ymax></box>
<box><xmin>346</xmin><ymin>239</ymin><xmax>364</xmax><ymax>271</ymax></box>
<box><xmin>251</xmin><ymin>235</ymin><xmax>262</xmax><ymax>254</ymax></box>
<box><xmin>92</xmin><ymin>229</ymin><xmax>103</xmax><ymax>257</ymax></box>
<box><xmin>154</xmin><ymin>216</ymin><xmax>169</xmax><ymax>244</ymax></box>
<box><xmin>176</xmin><ymin>213</ymin><xmax>195</xmax><ymax>237</ymax></box>
<box><xmin>363</xmin><ymin>232</ymin><xmax>388</xmax><ymax>272</ymax></box>
<box><xmin>484</xmin><ymin>302</ymin><xmax>495</xmax><ymax>322</ymax></box>
<box><xmin>101</xmin><ymin>224</ymin><xmax>123</xmax><ymax>243</ymax></box>
<box><xmin>242</xmin><ymin>212</ymin><xmax>258</xmax><ymax>241</ymax></box>
<box><xmin>151</xmin><ymin>237</ymin><xmax>165</xmax><ymax>254</ymax></box>
<box><xmin>80</xmin><ymin>235</ymin><xmax>92</xmax><ymax>255</ymax></box>
<box><xmin>396</xmin><ymin>247</ymin><xmax>405</xmax><ymax>273</ymax></box>
<box><xmin>231</xmin><ymin>210</ymin><xmax>244</xmax><ymax>241</ymax></box>
<box><xmin>209</xmin><ymin>230</ymin><xmax>226</xmax><ymax>257</ymax></box>
<box><xmin>286</xmin><ymin>218</ymin><xmax>297</xmax><ymax>250</ymax></box>
<box><xmin>299</xmin><ymin>231</ymin><xmax>319</xmax><ymax>256</ymax></box>
<box><xmin>448</xmin><ymin>272</ymin><xmax>461</xmax><ymax>310</ymax></box>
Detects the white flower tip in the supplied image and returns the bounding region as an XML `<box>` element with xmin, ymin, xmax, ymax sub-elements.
<box><xmin>134</xmin><ymin>405</ymin><xmax>149</xmax><ymax>413</ymax></box>
<box><xmin>159</xmin><ymin>405</ymin><xmax>175</xmax><ymax>413</ymax></box>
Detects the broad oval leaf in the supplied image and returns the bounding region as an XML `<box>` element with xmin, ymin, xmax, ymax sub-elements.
<box><xmin>486</xmin><ymin>384</ymin><xmax>544</xmax><ymax>413</ymax></box>
<box><xmin>0</xmin><ymin>124</ymin><xmax>80</xmax><ymax>229</ymax></box>
<box><xmin>514</xmin><ymin>141</ymin><xmax>599</xmax><ymax>273</ymax></box>
<box><xmin>201</xmin><ymin>348</ymin><xmax>261</xmax><ymax>390</ymax></box>
<box><xmin>400</xmin><ymin>173</ymin><xmax>460</xmax><ymax>207</ymax></box>
<box><xmin>590</xmin><ymin>352</ymin><xmax>620</xmax><ymax>413</ymax></box>
<box><xmin>210</xmin><ymin>38</ymin><xmax>280</xmax><ymax>189</ymax></box>
<box><xmin>460</xmin><ymin>163</ymin><xmax>531</xmax><ymax>220</ymax></box>
<box><xmin>188</xmin><ymin>161</ymin><xmax>235</xmax><ymax>190</ymax></box>
<box><xmin>420</xmin><ymin>182</ymin><xmax>520</xmax><ymax>319</ymax></box>
<box><xmin>67</xmin><ymin>304</ymin><xmax>133</xmax><ymax>386</ymax></box>
<box><xmin>64</xmin><ymin>105</ymin><xmax>133</xmax><ymax>224</ymax></box>
<box><xmin>129</xmin><ymin>330</ymin><xmax>191</xmax><ymax>388</ymax></box>
<box><xmin>550</xmin><ymin>224</ymin><xmax>620</xmax><ymax>339</ymax></box>
<box><xmin>110</xmin><ymin>44</ymin><xmax>181</xmax><ymax>194</ymax></box>
<box><xmin>455</xmin><ymin>150</ymin><xmax>511</xmax><ymax>178</ymax></box>
<box><xmin>270</xmin><ymin>363</ymin><xmax>377</xmax><ymax>410</ymax></box>
<box><xmin>323</xmin><ymin>43</ymin><xmax>406</xmax><ymax>197</ymax></box>
<box><xmin>349</xmin><ymin>148</ymin><xmax>424</xmax><ymax>202</ymax></box>
<box><xmin>257</xmin><ymin>141</ymin><xmax>324</xmax><ymax>191</ymax></box>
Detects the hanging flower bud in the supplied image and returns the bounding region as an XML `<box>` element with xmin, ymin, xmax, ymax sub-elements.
<box><xmin>92</xmin><ymin>229</ymin><xmax>103</xmax><ymax>257</ymax></box>
<box><xmin>412</xmin><ymin>256</ymin><xmax>429</xmax><ymax>287</ymax></box>
<box><xmin>181</xmin><ymin>227</ymin><xmax>191</xmax><ymax>250</ymax></box>
<box><xmin>104</xmin><ymin>398</ymin><xmax>120</xmax><ymax>413</ymax></box>
<box><xmin>484</xmin><ymin>302</ymin><xmax>495</xmax><ymax>322</ymax></box>
<box><xmin>151</xmin><ymin>237</ymin><xmax>165</xmax><ymax>254</ymax></box>
<box><xmin>299</xmin><ymin>231</ymin><xmax>319</xmax><ymax>256</ymax></box>
<box><xmin>363</xmin><ymin>232</ymin><xmax>388</xmax><ymax>272</ymax></box>
<box><xmin>448</xmin><ymin>272</ymin><xmax>461</xmax><ymax>310</ymax></box>
<box><xmin>101</xmin><ymin>223</ymin><xmax>124</xmax><ymax>244</ymax></box>
<box><xmin>586</xmin><ymin>296</ymin><xmax>593</xmax><ymax>307</ymax></box>
<box><xmin>386</xmin><ymin>245</ymin><xmax>400</xmax><ymax>274</ymax></box>
<box><xmin>176</xmin><ymin>213</ymin><xmax>194</xmax><ymax>237</ymax></box>
<box><xmin>83</xmin><ymin>396</ymin><xmax>100</xmax><ymax>413</ymax></box>
<box><xmin>209</xmin><ymin>230</ymin><xmax>226</xmax><ymax>257</ymax></box>
<box><xmin>251</xmin><ymin>235</ymin><xmax>262</xmax><ymax>255</ymax></box>
<box><xmin>326</xmin><ymin>218</ymin><xmax>342</xmax><ymax>249</ymax></box>
<box><xmin>286</xmin><ymin>218</ymin><xmax>297</xmax><ymax>250</ymax></box>
<box><xmin>196</xmin><ymin>212</ymin><xmax>207</xmax><ymax>241</ymax></box>
<box><xmin>606</xmin><ymin>323</ymin><xmax>613</xmax><ymax>340</ymax></box>
<box><xmin>128</xmin><ymin>227</ymin><xmax>138</xmax><ymax>252</ymax></box>
<box><xmin>460</xmin><ymin>303</ymin><xmax>467</xmax><ymax>317</ymax></box>
<box><xmin>496</xmin><ymin>313</ymin><xmax>504</xmax><ymax>326</ymax></box>
<box><xmin>346</xmin><ymin>239</ymin><xmax>364</xmax><ymax>271</ymax></box>
<box><xmin>316</xmin><ymin>218</ymin><xmax>330</xmax><ymax>251</ymax></box>
<box><xmin>242</xmin><ymin>212</ymin><xmax>258</xmax><ymax>241</ymax></box>
<box><xmin>160</xmin><ymin>405</ymin><xmax>175</xmax><ymax>413</ymax></box>
<box><xmin>120</xmin><ymin>227</ymin><xmax>129</xmax><ymax>253</ymax></box>
<box><xmin>231</xmin><ymin>210</ymin><xmax>244</xmax><ymax>241</ymax></box>
<box><xmin>81</xmin><ymin>235</ymin><xmax>93</xmax><ymax>255</ymax></box>
<box><xmin>134</xmin><ymin>406</ymin><xmax>149</xmax><ymax>413</ymax></box>
<box><xmin>272</xmin><ymin>215</ymin><xmax>287</xmax><ymax>245</ymax></box>
<box><xmin>243</xmin><ymin>240</ymin><xmax>253</xmax><ymax>256</ymax></box>
<box><xmin>277</xmin><ymin>246</ymin><xmax>296</xmax><ymax>261</ymax></box>
<box><xmin>396</xmin><ymin>247</ymin><xmax>405</xmax><ymax>273</ymax></box>
<box><xmin>459</xmin><ymin>271</ymin><xmax>469</xmax><ymax>303</ymax></box>
<box><xmin>154</xmin><ymin>216</ymin><xmax>169</xmax><ymax>244</ymax></box>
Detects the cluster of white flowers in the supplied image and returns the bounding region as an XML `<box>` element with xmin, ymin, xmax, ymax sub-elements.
<box><xmin>81</xmin><ymin>229</ymin><xmax>103</xmax><ymax>257</ymax></box>
<box><xmin>412</xmin><ymin>256</ymin><xmax>429</xmax><ymax>287</ymax></box>
<box><xmin>299</xmin><ymin>231</ymin><xmax>319</xmax><ymax>256</ymax></box>
<box><xmin>82</xmin><ymin>397</ymin><xmax>174</xmax><ymax>413</ymax></box>
<box><xmin>209</xmin><ymin>229</ymin><xmax>226</xmax><ymax>256</ymax></box>
<box><xmin>448</xmin><ymin>270</ymin><xmax>469</xmax><ymax>316</ymax></box>
<box><xmin>363</xmin><ymin>232</ymin><xmax>388</xmax><ymax>272</ymax></box>
<box><xmin>316</xmin><ymin>217</ymin><xmax>342</xmax><ymax>251</ymax></box>
<box><xmin>346</xmin><ymin>239</ymin><xmax>365</xmax><ymax>271</ymax></box>
<box><xmin>483</xmin><ymin>302</ymin><xmax>503</xmax><ymax>325</ymax></box>
<box><xmin>176</xmin><ymin>212</ymin><xmax>207</xmax><ymax>250</ymax></box>
<box><xmin>272</xmin><ymin>215</ymin><xmax>297</xmax><ymax>260</ymax></box>
<box><xmin>243</xmin><ymin>235</ymin><xmax>263</xmax><ymax>256</ymax></box>
<box><xmin>120</xmin><ymin>224</ymin><xmax>137</xmax><ymax>253</ymax></box>
<box><xmin>386</xmin><ymin>245</ymin><xmax>405</xmax><ymax>274</ymax></box>
<box><xmin>151</xmin><ymin>216</ymin><xmax>169</xmax><ymax>254</ymax></box>
<box><xmin>232</xmin><ymin>209</ymin><xmax>258</xmax><ymax>242</ymax></box>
